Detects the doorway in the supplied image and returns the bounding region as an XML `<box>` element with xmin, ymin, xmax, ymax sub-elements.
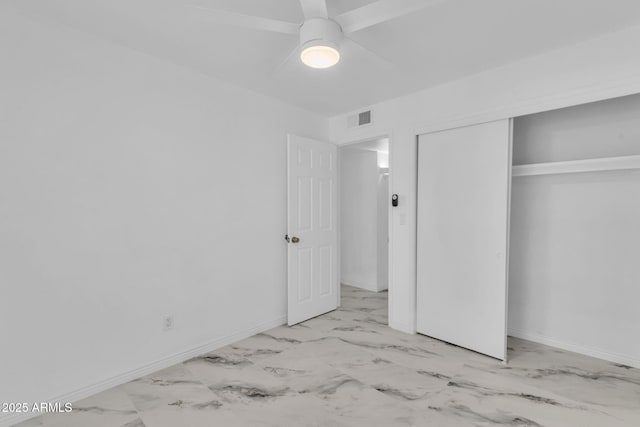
<box><xmin>339</xmin><ymin>138</ymin><xmax>390</xmax><ymax>314</ymax></box>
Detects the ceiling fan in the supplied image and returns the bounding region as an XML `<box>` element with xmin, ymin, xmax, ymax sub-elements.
<box><xmin>187</xmin><ymin>0</ymin><xmax>441</xmax><ymax>69</ymax></box>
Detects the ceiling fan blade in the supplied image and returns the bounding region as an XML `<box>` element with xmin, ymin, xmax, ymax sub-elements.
<box><xmin>341</xmin><ymin>38</ymin><xmax>396</xmax><ymax>71</ymax></box>
<box><xmin>187</xmin><ymin>5</ymin><xmax>300</xmax><ymax>35</ymax></box>
<box><xmin>299</xmin><ymin>0</ymin><xmax>328</xmax><ymax>19</ymax></box>
<box><xmin>335</xmin><ymin>0</ymin><xmax>445</xmax><ymax>34</ymax></box>
<box><xmin>271</xmin><ymin>43</ymin><xmax>301</xmax><ymax>76</ymax></box>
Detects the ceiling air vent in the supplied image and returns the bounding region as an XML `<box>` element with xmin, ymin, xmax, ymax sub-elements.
<box><xmin>347</xmin><ymin>110</ymin><xmax>372</xmax><ymax>128</ymax></box>
<box><xmin>358</xmin><ymin>110</ymin><xmax>371</xmax><ymax>125</ymax></box>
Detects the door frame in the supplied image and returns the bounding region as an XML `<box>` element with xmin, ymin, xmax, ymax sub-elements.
<box><xmin>336</xmin><ymin>132</ymin><xmax>393</xmax><ymax>322</ymax></box>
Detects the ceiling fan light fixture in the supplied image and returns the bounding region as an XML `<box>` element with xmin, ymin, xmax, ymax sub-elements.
<box><xmin>299</xmin><ymin>18</ymin><xmax>343</xmax><ymax>69</ymax></box>
<box><xmin>300</xmin><ymin>41</ymin><xmax>340</xmax><ymax>69</ymax></box>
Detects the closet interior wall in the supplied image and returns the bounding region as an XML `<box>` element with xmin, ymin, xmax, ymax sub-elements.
<box><xmin>508</xmin><ymin>93</ymin><xmax>640</xmax><ymax>368</ymax></box>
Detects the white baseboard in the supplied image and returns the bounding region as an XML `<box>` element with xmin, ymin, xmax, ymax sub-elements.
<box><xmin>389</xmin><ymin>320</ymin><xmax>416</xmax><ymax>335</ymax></box>
<box><xmin>508</xmin><ymin>328</ymin><xmax>640</xmax><ymax>369</ymax></box>
<box><xmin>1</xmin><ymin>315</ymin><xmax>286</xmax><ymax>427</ymax></box>
<box><xmin>341</xmin><ymin>279</ymin><xmax>376</xmax><ymax>292</ymax></box>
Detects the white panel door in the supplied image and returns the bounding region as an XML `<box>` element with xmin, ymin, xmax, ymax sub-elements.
<box><xmin>417</xmin><ymin>119</ymin><xmax>512</xmax><ymax>361</ymax></box>
<box><xmin>287</xmin><ymin>134</ymin><xmax>338</xmax><ymax>325</ymax></box>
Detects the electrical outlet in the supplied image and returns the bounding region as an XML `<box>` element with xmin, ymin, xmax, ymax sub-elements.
<box><xmin>162</xmin><ymin>315</ymin><xmax>174</xmax><ymax>332</ymax></box>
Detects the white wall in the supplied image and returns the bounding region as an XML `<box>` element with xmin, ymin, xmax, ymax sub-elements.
<box><xmin>340</xmin><ymin>149</ymin><xmax>379</xmax><ymax>291</ymax></box>
<box><xmin>0</xmin><ymin>6</ymin><xmax>327</xmax><ymax>426</ymax></box>
<box><xmin>513</xmin><ymin>94</ymin><xmax>640</xmax><ymax>164</ymax></box>
<box><xmin>330</xmin><ymin>24</ymin><xmax>640</xmax><ymax>335</ymax></box>
<box><xmin>376</xmin><ymin>172</ymin><xmax>389</xmax><ymax>291</ymax></box>
<box><xmin>509</xmin><ymin>95</ymin><xmax>640</xmax><ymax>368</ymax></box>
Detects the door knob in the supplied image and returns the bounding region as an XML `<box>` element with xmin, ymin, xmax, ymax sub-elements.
<box><xmin>291</xmin><ymin>236</ymin><xmax>300</xmax><ymax>243</ymax></box>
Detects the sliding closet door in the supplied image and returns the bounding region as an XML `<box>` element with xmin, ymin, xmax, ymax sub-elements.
<box><xmin>417</xmin><ymin>119</ymin><xmax>512</xmax><ymax>361</ymax></box>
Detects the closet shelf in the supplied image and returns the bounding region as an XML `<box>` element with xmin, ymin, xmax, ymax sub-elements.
<box><xmin>512</xmin><ymin>155</ymin><xmax>640</xmax><ymax>177</ymax></box>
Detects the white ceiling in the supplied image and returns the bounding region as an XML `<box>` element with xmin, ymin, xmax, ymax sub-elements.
<box><xmin>10</xmin><ymin>0</ymin><xmax>640</xmax><ymax>115</ymax></box>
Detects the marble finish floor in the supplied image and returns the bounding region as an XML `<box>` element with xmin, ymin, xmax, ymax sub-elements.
<box><xmin>16</xmin><ymin>285</ymin><xmax>640</xmax><ymax>426</ymax></box>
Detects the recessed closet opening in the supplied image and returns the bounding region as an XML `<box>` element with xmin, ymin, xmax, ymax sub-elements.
<box><xmin>508</xmin><ymin>93</ymin><xmax>640</xmax><ymax>367</ymax></box>
<box><xmin>416</xmin><ymin>93</ymin><xmax>640</xmax><ymax>368</ymax></box>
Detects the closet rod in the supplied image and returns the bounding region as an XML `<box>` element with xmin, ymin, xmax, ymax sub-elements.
<box><xmin>512</xmin><ymin>154</ymin><xmax>640</xmax><ymax>177</ymax></box>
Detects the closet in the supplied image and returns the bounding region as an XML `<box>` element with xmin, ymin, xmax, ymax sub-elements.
<box><xmin>417</xmin><ymin>94</ymin><xmax>640</xmax><ymax>366</ymax></box>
